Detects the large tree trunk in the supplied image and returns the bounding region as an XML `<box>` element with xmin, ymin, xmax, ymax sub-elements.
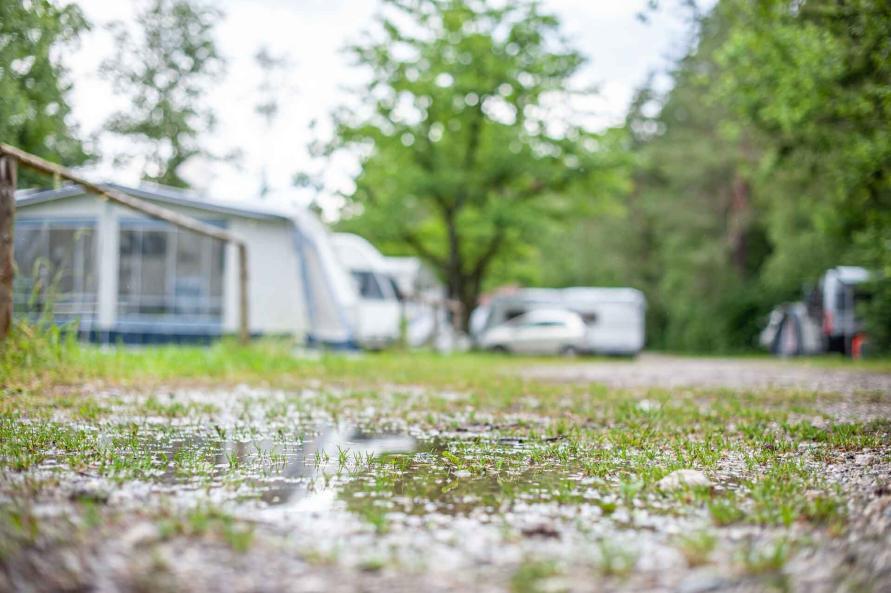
<box><xmin>444</xmin><ymin>270</ymin><xmax>477</xmax><ymax>331</ymax></box>
<box><xmin>0</xmin><ymin>156</ymin><xmax>16</xmax><ymax>341</ymax></box>
<box><xmin>443</xmin><ymin>209</ymin><xmax>473</xmax><ymax>331</ymax></box>
<box><xmin>727</xmin><ymin>175</ymin><xmax>751</xmax><ymax>277</ymax></box>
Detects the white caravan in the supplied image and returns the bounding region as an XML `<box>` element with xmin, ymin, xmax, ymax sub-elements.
<box><xmin>473</xmin><ymin>287</ymin><xmax>646</xmax><ymax>356</ymax></box>
<box><xmin>331</xmin><ymin>233</ymin><xmax>401</xmax><ymax>348</ymax></box>
<box><xmin>13</xmin><ymin>182</ymin><xmax>360</xmax><ymax>347</ymax></box>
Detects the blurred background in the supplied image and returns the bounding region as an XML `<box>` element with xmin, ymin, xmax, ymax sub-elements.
<box><xmin>3</xmin><ymin>0</ymin><xmax>889</xmax><ymax>357</ymax></box>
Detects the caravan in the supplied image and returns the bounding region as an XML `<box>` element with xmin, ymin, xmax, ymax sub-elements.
<box><xmin>760</xmin><ymin>266</ymin><xmax>872</xmax><ymax>357</ymax></box>
<box><xmin>473</xmin><ymin>287</ymin><xmax>646</xmax><ymax>356</ymax></box>
<box><xmin>331</xmin><ymin>233</ymin><xmax>402</xmax><ymax>349</ymax></box>
<box><xmin>380</xmin><ymin>255</ymin><xmax>461</xmax><ymax>349</ymax></box>
<box><xmin>13</xmin><ymin>182</ymin><xmax>359</xmax><ymax>347</ymax></box>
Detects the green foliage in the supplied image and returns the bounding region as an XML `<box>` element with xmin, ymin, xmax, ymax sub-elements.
<box><xmin>103</xmin><ymin>0</ymin><xmax>225</xmax><ymax>188</ymax></box>
<box><xmin>327</xmin><ymin>0</ymin><xmax>628</xmax><ymax>323</ymax></box>
<box><xmin>535</xmin><ymin>0</ymin><xmax>890</xmax><ymax>352</ymax></box>
<box><xmin>537</xmin><ymin>4</ymin><xmax>775</xmax><ymax>352</ymax></box>
<box><xmin>714</xmin><ymin>0</ymin><xmax>891</xmax><ymax>349</ymax></box>
<box><xmin>511</xmin><ymin>560</ymin><xmax>562</xmax><ymax>593</ymax></box>
<box><xmin>158</xmin><ymin>505</ymin><xmax>254</xmax><ymax>552</ymax></box>
<box><xmin>0</xmin><ymin>0</ymin><xmax>90</xmax><ymax>181</ymax></box>
<box><xmin>0</xmin><ymin>315</ymin><xmax>77</xmax><ymax>390</ymax></box>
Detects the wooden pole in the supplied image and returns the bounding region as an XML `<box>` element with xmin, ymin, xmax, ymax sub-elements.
<box><xmin>0</xmin><ymin>144</ymin><xmax>235</xmax><ymax>243</ymax></box>
<box><xmin>0</xmin><ymin>144</ymin><xmax>251</xmax><ymax>344</ymax></box>
<box><xmin>0</xmin><ymin>156</ymin><xmax>16</xmax><ymax>342</ymax></box>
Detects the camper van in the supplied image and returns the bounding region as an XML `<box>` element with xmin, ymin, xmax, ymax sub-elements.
<box><xmin>331</xmin><ymin>233</ymin><xmax>402</xmax><ymax>349</ymax></box>
<box><xmin>473</xmin><ymin>287</ymin><xmax>646</xmax><ymax>356</ymax></box>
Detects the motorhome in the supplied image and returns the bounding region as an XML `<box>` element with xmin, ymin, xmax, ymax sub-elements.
<box><xmin>473</xmin><ymin>287</ymin><xmax>646</xmax><ymax>356</ymax></box>
<box><xmin>331</xmin><ymin>233</ymin><xmax>402</xmax><ymax>348</ymax></box>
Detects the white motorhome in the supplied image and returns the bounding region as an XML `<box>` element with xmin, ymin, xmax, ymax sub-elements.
<box><xmin>473</xmin><ymin>287</ymin><xmax>646</xmax><ymax>356</ymax></box>
<box><xmin>331</xmin><ymin>233</ymin><xmax>402</xmax><ymax>349</ymax></box>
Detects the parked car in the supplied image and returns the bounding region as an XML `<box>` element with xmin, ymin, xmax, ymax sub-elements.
<box><xmin>479</xmin><ymin>308</ymin><xmax>586</xmax><ymax>355</ymax></box>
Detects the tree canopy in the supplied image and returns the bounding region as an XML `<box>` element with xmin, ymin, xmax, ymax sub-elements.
<box><xmin>103</xmin><ymin>0</ymin><xmax>225</xmax><ymax>188</ymax></box>
<box><xmin>0</xmin><ymin>0</ymin><xmax>90</xmax><ymax>183</ymax></box>
<box><xmin>328</xmin><ymin>0</ymin><xmax>627</xmax><ymax>325</ymax></box>
<box><xmin>533</xmin><ymin>0</ymin><xmax>891</xmax><ymax>352</ymax></box>
<box><xmin>715</xmin><ymin>0</ymin><xmax>891</xmax><ymax>349</ymax></box>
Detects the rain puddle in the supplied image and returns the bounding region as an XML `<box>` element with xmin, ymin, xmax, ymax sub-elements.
<box><xmin>3</xmin><ymin>387</ymin><xmax>763</xmax><ymax>587</ymax></box>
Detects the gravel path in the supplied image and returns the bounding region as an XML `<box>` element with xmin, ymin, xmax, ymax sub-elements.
<box><xmin>524</xmin><ymin>354</ymin><xmax>891</xmax><ymax>396</ymax></box>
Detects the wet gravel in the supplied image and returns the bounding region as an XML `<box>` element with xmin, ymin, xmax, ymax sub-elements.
<box><xmin>523</xmin><ymin>354</ymin><xmax>891</xmax><ymax>396</ymax></box>
<box><xmin>2</xmin><ymin>358</ymin><xmax>890</xmax><ymax>593</ymax></box>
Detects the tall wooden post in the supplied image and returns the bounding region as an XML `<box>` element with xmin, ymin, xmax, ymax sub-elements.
<box><xmin>0</xmin><ymin>156</ymin><xmax>16</xmax><ymax>341</ymax></box>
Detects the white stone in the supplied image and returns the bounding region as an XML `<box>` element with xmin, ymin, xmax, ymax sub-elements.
<box><xmin>658</xmin><ymin>469</ymin><xmax>712</xmax><ymax>490</ymax></box>
<box><xmin>854</xmin><ymin>453</ymin><xmax>875</xmax><ymax>466</ymax></box>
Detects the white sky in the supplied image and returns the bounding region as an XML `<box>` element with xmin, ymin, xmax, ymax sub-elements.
<box><xmin>66</xmin><ymin>0</ymin><xmax>710</xmax><ymax>218</ymax></box>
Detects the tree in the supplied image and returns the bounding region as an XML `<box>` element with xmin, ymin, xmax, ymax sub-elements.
<box><xmin>327</xmin><ymin>0</ymin><xmax>626</xmax><ymax>327</ymax></box>
<box><xmin>537</xmin><ymin>0</ymin><xmax>890</xmax><ymax>353</ymax></box>
<box><xmin>713</xmin><ymin>0</ymin><xmax>891</xmax><ymax>349</ymax></box>
<box><xmin>0</xmin><ymin>0</ymin><xmax>90</xmax><ymax>182</ymax></box>
<box><xmin>254</xmin><ymin>46</ymin><xmax>291</xmax><ymax>198</ymax></box>
<box><xmin>103</xmin><ymin>0</ymin><xmax>225</xmax><ymax>188</ymax></box>
<box><xmin>535</xmin><ymin>3</ymin><xmax>777</xmax><ymax>352</ymax></box>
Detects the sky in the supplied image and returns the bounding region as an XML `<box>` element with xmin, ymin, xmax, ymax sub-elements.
<box><xmin>66</xmin><ymin>0</ymin><xmax>710</xmax><ymax>218</ymax></box>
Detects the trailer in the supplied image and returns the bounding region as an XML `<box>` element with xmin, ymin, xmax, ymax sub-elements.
<box><xmin>12</xmin><ymin>181</ymin><xmax>359</xmax><ymax>347</ymax></box>
<box><xmin>472</xmin><ymin>287</ymin><xmax>646</xmax><ymax>356</ymax></box>
<box><xmin>379</xmin><ymin>255</ymin><xmax>461</xmax><ymax>349</ymax></box>
<box><xmin>331</xmin><ymin>233</ymin><xmax>402</xmax><ymax>349</ymax></box>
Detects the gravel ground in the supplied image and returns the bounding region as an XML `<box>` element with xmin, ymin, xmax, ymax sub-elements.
<box><xmin>523</xmin><ymin>354</ymin><xmax>891</xmax><ymax>396</ymax></box>
<box><xmin>3</xmin><ymin>357</ymin><xmax>890</xmax><ymax>593</ymax></box>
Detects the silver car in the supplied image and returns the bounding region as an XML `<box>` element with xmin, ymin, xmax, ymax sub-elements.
<box><xmin>479</xmin><ymin>308</ymin><xmax>587</xmax><ymax>356</ymax></box>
